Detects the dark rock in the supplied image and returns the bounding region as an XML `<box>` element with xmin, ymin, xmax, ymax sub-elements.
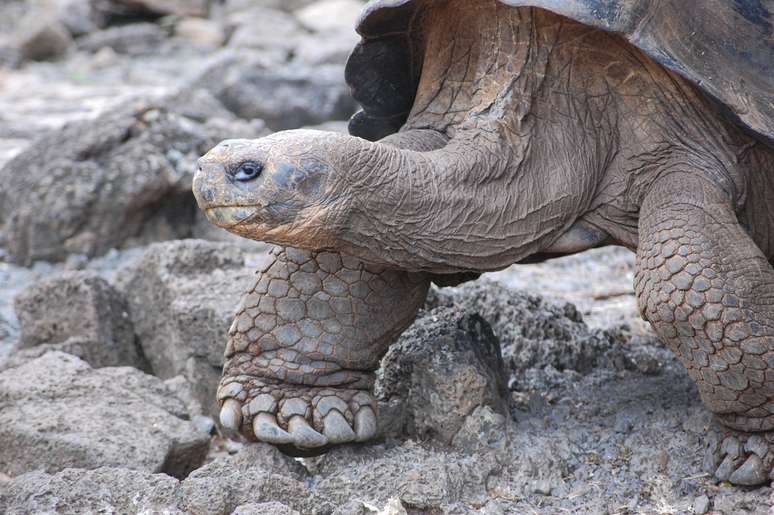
<box><xmin>91</xmin><ymin>0</ymin><xmax>209</xmax><ymax>25</ymax></box>
<box><xmin>12</xmin><ymin>271</ymin><xmax>142</xmax><ymax>369</ymax></box>
<box><xmin>376</xmin><ymin>307</ymin><xmax>508</xmax><ymax>444</ymax></box>
<box><xmin>194</xmin><ymin>52</ymin><xmax>358</xmax><ymax>130</ymax></box>
<box><xmin>429</xmin><ymin>281</ymin><xmax>625</xmax><ymax>375</ymax></box>
<box><xmin>0</xmin><ymin>352</ymin><xmax>209</xmax><ymax>478</ymax></box>
<box><xmin>16</xmin><ymin>15</ymin><xmax>73</xmax><ymax>61</ymax></box>
<box><xmin>0</xmin><ymin>98</ymin><xmax>261</xmax><ymax>265</ymax></box>
<box><xmin>77</xmin><ymin>23</ymin><xmax>168</xmax><ymax>56</ymax></box>
<box><xmin>116</xmin><ymin>240</ymin><xmax>254</xmax><ymax>416</ymax></box>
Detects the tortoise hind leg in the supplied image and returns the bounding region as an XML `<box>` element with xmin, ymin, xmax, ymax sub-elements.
<box><xmin>218</xmin><ymin>246</ymin><xmax>429</xmax><ymax>451</ymax></box>
<box><xmin>635</xmin><ymin>173</ymin><xmax>774</xmax><ymax>485</ymax></box>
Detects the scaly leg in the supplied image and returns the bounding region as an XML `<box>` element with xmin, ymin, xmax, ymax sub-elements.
<box><xmin>218</xmin><ymin>246</ymin><xmax>429</xmax><ymax>450</ymax></box>
<box><xmin>635</xmin><ymin>174</ymin><xmax>774</xmax><ymax>485</ymax></box>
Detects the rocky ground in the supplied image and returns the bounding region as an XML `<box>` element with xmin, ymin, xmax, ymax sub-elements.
<box><xmin>0</xmin><ymin>0</ymin><xmax>772</xmax><ymax>514</ymax></box>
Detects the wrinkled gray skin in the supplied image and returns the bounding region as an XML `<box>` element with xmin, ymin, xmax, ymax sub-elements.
<box><xmin>193</xmin><ymin>1</ymin><xmax>774</xmax><ymax>485</ymax></box>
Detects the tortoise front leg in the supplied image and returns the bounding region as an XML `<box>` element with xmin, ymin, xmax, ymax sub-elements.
<box><xmin>218</xmin><ymin>246</ymin><xmax>429</xmax><ymax>451</ymax></box>
<box><xmin>636</xmin><ymin>174</ymin><xmax>774</xmax><ymax>485</ymax></box>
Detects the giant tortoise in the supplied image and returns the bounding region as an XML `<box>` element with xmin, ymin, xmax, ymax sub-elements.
<box><xmin>193</xmin><ymin>0</ymin><xmax>774</xmax><ymax>485</ymax></box>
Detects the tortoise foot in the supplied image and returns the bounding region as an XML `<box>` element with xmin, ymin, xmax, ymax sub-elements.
<box><xmin>704</xmin><ymin>419</ymin><xmax>774</xmax><ymax>486</ymax></box>
<box><xmin>217</xmin><ymin>374</ymin><xmax>378</xmax><ymax>452</ymax></box>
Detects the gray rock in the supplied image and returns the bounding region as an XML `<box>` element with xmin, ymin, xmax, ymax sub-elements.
<box><xmin>12</xmin><ymin>271</ymin><xmax>142</xmax><ymax>369</ymax></box>
<box><xmin>313</xmin><ymin>442</ymin><xmax>500</xmax><ymax>511</ymax></box>
<box><xmin>77</xmin><ymin>23</ymin><xmax>169</xmax><ymax>56</ymax></box>
<box><xmin>0</xmin><ymin>467</ymin><xmax>180</xmax><ymax>515</ymax></box>
<box><xmin>294</xmin><ymin>0</ymin><xmax>363</xmax><ymax>33</ymax></box>
<box><xmin>231</xmin><ymin>502</ymin><xmax>300</xmax><ymax>515</ymax></box>
<box><xmin>226</xmin><ymin>7</ymin><xmax>305</xmax><ymax>59</ymax></box>
<box><xmin>293</xmin><ymin>30</ymin><xmax>359</xmax><ymax>66</ymax></box>
<box><xmin>16</xmin><ymin>14</ymin><xmax>73</xmax><ymax>61</ymax></box>
<box><xmin>376</xmin><ymin>307</ymin><xmax>508</xmax><ymax>445</ymax></box>
<box><xmin>0</xmin><ymin>352</ymin><xmax>209</xmax><ymax>478</ymax></box>
<box><xmin>0</xmin><ymin>98</ymin><xmax>258</xmax><ymax>265</ymax></box>
<box><xmin>0</xmin><ymin>443</ymin><xmax>313</xmax><ymax>515</ymax></box>
<box><xmin>191</xmin><ymin>442</ymin><xmax>307</xmax><ymax>481</ymax></box>
<box><xmin>693</xmin><ymin>494</ymin><xmax>710</xmax><ymax>515</ymax></box>
<box><xmin>0</xmin><ymin>45</ymin><xmax>23</xmax><ymax>69</ymax></box>
<box><xmin>175</xmin><ymin>17</ymin><xmax>225</xmax><ymax>48</ymax></box>
<box><xmin>429</xmin><ymin>281</ymin><xmax>627</xmax><ymax>376</ymax></box>
<box><xmin>92</xmin><ymin>0</ymin><xmax>209</xmax><ymax>23</ymax></box>
<box><xmin>194</xmin><ymin>52</ymin><xmax>358</xmax><ymax>130</ymax></box>
<box><xmin>451</xmin><ymin>405</ymin><xmax>508</xmax><ymax>456</ymax></box>
<box><xmin>224</xmin><ymin>0</ymin><xmax>317</xmax><ymax>13</ymax></box>
<box><xmin>1</xmin><ymin>336</ymin><xmax>129</xmax><ymax>372</ymax></box>
<box><xmin>54</xmin><ymin>0</ymin><xmax>98</xmax><ymax>37</ymax></box>
<box><xmin>179</xmin><ymin>447</ymin><xmax>315</xmax><ymax>514</ymax></box>
<box><xmin>116</xmin><ymin>240</ymin><xmax>254</xmax><ymax>416</ymax></box>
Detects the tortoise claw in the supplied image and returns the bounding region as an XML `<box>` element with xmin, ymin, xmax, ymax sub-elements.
<box><xmin>288</xmin><ymin>415</ymin><xmax>328</xmax><ymax>448</ymax></box>
<box><xmin>219</xmin><ymin>399</ymin><xmax>242</xmax><ymax>430</ymax></box>
<box><xmin>252</xmin><ymin>412</ymin><xmax>293</xmax><ymax>444</ymax></box>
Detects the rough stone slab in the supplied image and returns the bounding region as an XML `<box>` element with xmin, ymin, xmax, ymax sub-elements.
<box><xmin>376</xmin><ymin>307</ymin><xmax>508</xmax><ymax>444</ymax></box>
<box><xmin>0</xmin><ymin>97</ymin><xmax>263</xmax><ymax>265</ymax></box>
<box><xmin>116</xmin><ymin>240</ymin><xmax>255</xmax><ymax>415</ymax></box>
<box><xmin>12</xmin><ymin>271</ymin><xmax>142</xmax><ymax>369</ymax></box>
<box><xmin>0</xmin><ymin>467</ymin><xmax>181</xmax><ymax>515</ymax></box>
<box><xmin>0</xmin><ymin>443</ymin><xmax>313</xmax><ymax>515</ymax></box>
<box><xmin>0</xmin><ymin>351</ymin><xmax>209</xmax><ymax>478</ymax></box>
<box><xmin>193</xmin><ymin>51</ymin><xmax>358</xmax><ymax>130</ymax></box>
<box><xmin>92</xmin><ymin>0</ymin><xmax>209</xmax><ymax>20</ymax></box>
<box><xmin>313</xmin><ymin>442</ymin><xmax>500</xmax><ymax>510</ymax></box>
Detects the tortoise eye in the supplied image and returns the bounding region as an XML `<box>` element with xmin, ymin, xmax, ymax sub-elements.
<box><xmin>234</xmin><ymin>161</ymin><xmax>262</xmax><ymax>182</ymax></box>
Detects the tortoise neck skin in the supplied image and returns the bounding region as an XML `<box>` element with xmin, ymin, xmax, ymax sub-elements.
<box><xmin>194</xmin><ymin>1</ymin><xmax>772</xmax><ymax>272</ymax></box>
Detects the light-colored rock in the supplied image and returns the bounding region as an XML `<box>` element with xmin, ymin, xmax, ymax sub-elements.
<box><xmin>0</xmin><ymin>443</ymin><xmax>314</xmax><ymax>515</ymax></box>
<box><xmin>231</xmin><ymin>502</ymin><xmax>301</xmax><ymax>515</ymax></box>
<box><xmin>314</xmin><ymin>442</ymin><xmax>500</xmax><ymax>510</ymax></box>
<box><xmin>0</xmin><ymin>467</ymin><xmax>180</xmax><ymax>515</ymax></box>
<box><xmin>116</xmin><ymin>240</ymin><xmax>255</xmax><ymax>416</ymax></box>
<box><xmin>195</xmin><ymin>54</ymin><xmax>358</xmax><ymax>130</ymax></box>
<box><xmin>12</xmin><ymin>271</ymin><xmax>142</xmax><ymax>369</ymax></box>
<box><xmin>175</xmin><ymin>17</ymin><xmax>225</xmax><ymax>48</ymax></box>
<box><xmin>226</xmin><ymin>7</ymin><xmax>304</xmax><ymax>57</ymax></box>
<box><xmin>293</xmin><ymin>29</ymin><xmax>359</xmax><ymax>66</ymax></box>
<box><xmin>295</xmin><ymin>0</ymin><xmax>364</xmax><ymax>33</ymax></box>
<box><xmin>0</xmin><ymin>352</ymin><xmax>209</xmax><ymax>478</ymax></box>
<box><xmin>0</xmin><ymin>97</ymin><xmax>263</xmax><ymax>265</ymax></box>
<box><xmin>77</xmin><ymin>23</ymin><xmax>168</xmax><ymax>55</ymax></box>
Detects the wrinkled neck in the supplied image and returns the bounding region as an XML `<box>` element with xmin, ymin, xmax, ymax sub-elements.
<box><xmin>322</xmin><ymin>128</ymin><xmax>575</xmax><ymax>273</ymax></box>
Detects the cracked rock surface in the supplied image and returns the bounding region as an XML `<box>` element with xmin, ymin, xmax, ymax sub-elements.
<box><xmin>0</xmin><ymin>351</ymin><xmax>210</xmax><ymax>479</ymax></box>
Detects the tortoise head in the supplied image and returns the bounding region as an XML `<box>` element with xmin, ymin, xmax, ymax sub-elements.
<box><xmin>193</xmin><ymin>130</ymin><xmax>350</xmax><ymax>245</ymax></box>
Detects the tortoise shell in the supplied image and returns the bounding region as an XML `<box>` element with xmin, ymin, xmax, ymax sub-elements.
<box><xmin>345</xmin><ymin>0</ymin><xmax>774</xmax><ymax>145</ymax></box>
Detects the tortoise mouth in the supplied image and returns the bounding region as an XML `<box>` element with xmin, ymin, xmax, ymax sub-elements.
<box><xmin>204</xmin><ymin>205</ymin><xmax>261</xmax><ymax>228</ymax></box>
